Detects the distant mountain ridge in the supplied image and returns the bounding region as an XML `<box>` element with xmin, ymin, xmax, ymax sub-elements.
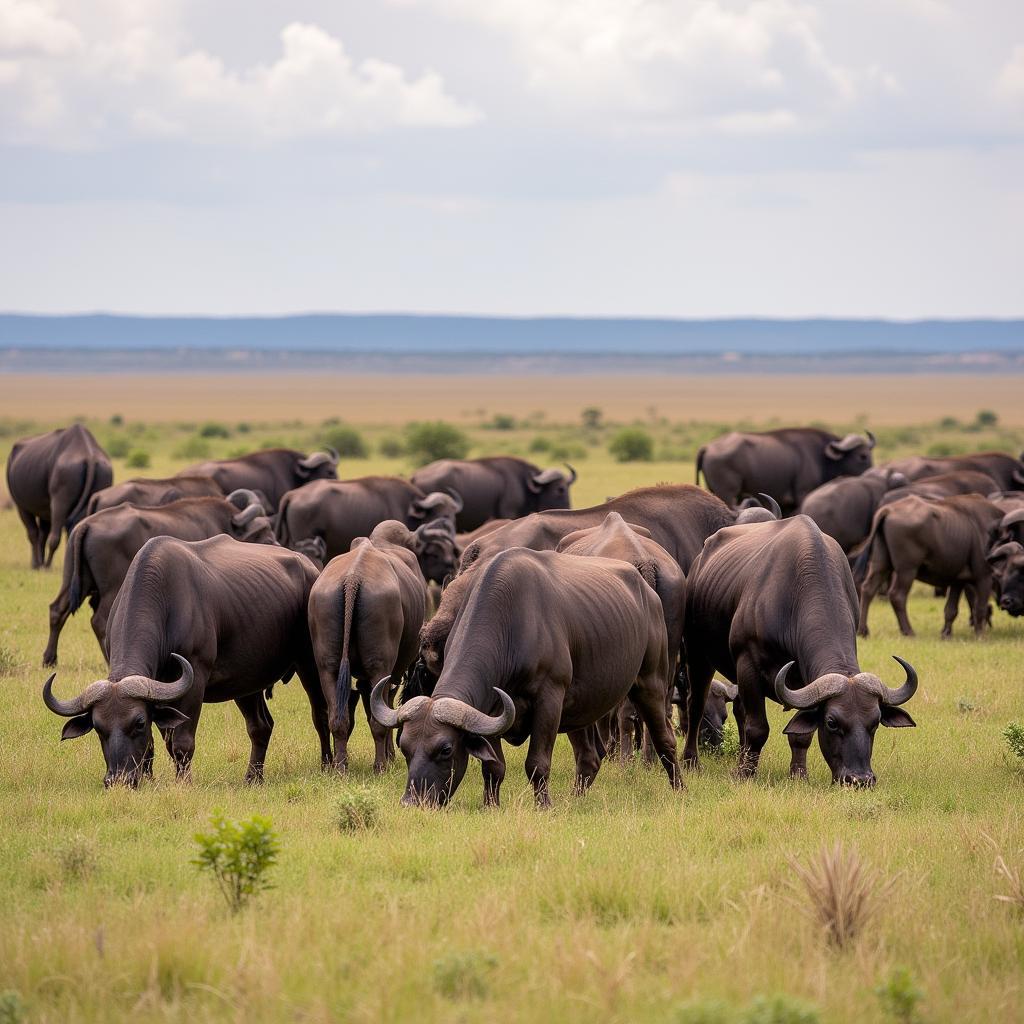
<box><xmin>1</xmin><ymin>313</ymin><xmax>1022</xmax><ymax>354</ymax></box>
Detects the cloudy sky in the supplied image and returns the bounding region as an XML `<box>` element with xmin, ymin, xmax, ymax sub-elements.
<box><xmin>1</xmin><ymin>0</ymin><xmax>1021</xmax><ymax>317</ymax></box>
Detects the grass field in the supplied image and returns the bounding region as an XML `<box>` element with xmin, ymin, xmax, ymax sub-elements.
<box><xmin>1</xmin><ymin>380</ymin><xmax>1024</xmax><ymax>1023</ymax></box>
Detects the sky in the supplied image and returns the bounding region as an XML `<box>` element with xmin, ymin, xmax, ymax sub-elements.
<box><xmin>0</xmin><ymin>0</ymin><xmax>1022</xmax><ymax>318</ymax></box>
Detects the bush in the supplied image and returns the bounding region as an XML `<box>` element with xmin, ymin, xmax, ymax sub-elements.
<box><xmin>56</xmin><ymin>832</ymin><xmax>97</xmax><ymax>882</ymax></box>
<box><xmin>975</xmin><ymin>409</ymin><xmax>999</xmax><ymax>428</ymax></box>
<box><xmin>432</xmin><ymin>951</ymin><xmax>497</xmax><ymax>999</ymax></box>
<box><xmin>192</xmin><ymin>811</ymin><xmax>279</xmax><ymax>913</ymax></box>
<box><xmin>486</xmin><ymin>414</ymin><xmax>517</xmax><ymax>431</ymax></box>
<box><xmin>321</xmin><ymin>425</ymin><xmax>368</xmax><ymax>459</ymax></box>
<box><xmin>199</xmin><ymin>422</ymin><xmax>231</xmax><ymax>439</ymax></box>
<box><xmin>404</xmin><ymin>421</ymin><xmax>471</xmax><ymax>466</ymax></box>
<box><xmin>106</xmin><ymin>435</ymin><xmax>131</xmax><ymax>459</ymax></box>
<box><xmin>109</xmin><ymin>414</ymin><xmax>124</xmax><ymax>427</ymax></box>
<box><xmin>379</xmin><ymin>436</ymin><xmax>404</xmax><ymax>458</ymax></box>
<box><xmin>126</xmin><ymin>449</ymin><xmax>150</xmax><ymax>469</ymax></box>
<box><xmin>336</xmin><ymin>788</ymin><xmax>379</xmax><ymax>833</ymax></box>
<box><xmin>609</xmin><ymin>427</ymin><xmax>654</xmax><ymax>463</ymax></box>
<box><xmin>236</xmin><ymin>422</ymin><xmax>252</xmax><ymax>433</ymax></box>
<box><xmin>739</xmin><ymin>995</ymin><xmax>819</xmax><ymax>1024</ymax></box>
<box><xmin>581</xmin><ymin>406</ymin><xmax>603</xmax><ymax>430</ymax></box>
<box><xmin>0</xmin><ymin>991</ymin><xmax>26</xmax><ymax>1024</ymax></box>
<box><xmin>938</xmin><ymin>416</ymin><xmax>959</xmax><ymax>429</ymax></box>
<box><xmin>529</xmin><ymin>435</ymin><xmax>552</xmax><ymax>454</ymax></box>
<box><xmin>173</xmin><ymin>436</ymin><xmax>211</xmax><ymax>460</ymax></box>
<box><xmin>1004</xmin><ymin>722</ymin><xmax>1024</xmax><ymax>761</ymax></box>
<box><xmin>875</xmin><ymin>967</ymin><xmax>924</xmax><ymax>1023</ymax></box>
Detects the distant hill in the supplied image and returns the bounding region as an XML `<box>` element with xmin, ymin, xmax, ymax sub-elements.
<box><xmin>0</xmin><ymin>313</ymin><xmax>1022</xmax><ymax>354</ymax></box>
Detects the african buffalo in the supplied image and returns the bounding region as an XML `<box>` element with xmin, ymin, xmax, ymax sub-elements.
<box><xmin>372</xmin><ymin>548</ymin><xmax>679</xmax><ymax>808</ymax></box>
<box><xmin>881</xmin><ymin>452</ymin><xmax>1024</xmax><ymax>491</ymax></box>
<box><xmin>366</xmin><ymin>519</ymin><xmax>459</xmax><ymax>587</ymax></box>
<box><xmin>7</xmin><ymin>424</ymin><xmax>113</xmax><ymax>568</ymax></box>
<box><xmin>410</xmin><ymin>456</ymin><xmax>576</xmax><ymax>532</ymax></box>
<box><xmin>799</xmin><ymin>469</ymin><xmax>908</xmax><ymax>556</ymax></box>
<box><xmin>683</xmin><ymin>515</ymin><xmax>917</xmax><ymax>785</ymax></box>
<box><xmin>42</xmin><ymin>490</ymin><xmax>274</xmax><ymax>668</ymax></box>
<box><xmin>182</xmin><ymin>447</ymin><xmax>339</xmax><ymax>508</ymax></box>
<box><xmin>41</xmin><ymin>534</ymin><xmax>328</xmax><ymax>787</ymax></box>
<box><xmin>878</xmin><ymin>470</ymin><xmax>1002</xmax><ymax>507</ymax></box>
<box><xmin>857</xmin><ymin>494</ymin><xmax>1003</xmax><ymax>638</ymax></box>
<box><xmin>696</xmin><ymin>428</ymin><xmax>876</xmax><ymax>514</ymax></box>
<box><xmin>276</xmin><ymin>476</ymin><xmax>460</xmax><ymax>569</ymax></box>
<box><xmin>308</xmin><ymin>523</ymin><xmax>428</xmax><ymax>774</ymax></box>
<box><xmin>87</xmin><ymin>475</ymin><xmax>223</xmax><ymax>516</ymax></box>
<box><xmin>673</xmin><ymin>678</ymin><xmax>738</xmax><ymax>750</ymax></box>
<box><xmin>988</xmin><ymin>542</ymin><xmax>1024</xmax><ymax>617</ymax></box>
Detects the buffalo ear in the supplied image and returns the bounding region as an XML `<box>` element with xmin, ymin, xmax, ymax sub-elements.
<box><xmin>151</xmin><ymin>706</ymin><xmax>190</xmax><ymax>731</ymax></box>
<box><xmin>782</xmin><ymin>710</ymin><xmax>819</xmax><ymax>737</ymax></box>
<box><xmin>464</xmin><ymin>734</ymin><xmax>502</xmax><ymax>769</ymax></box>
<box><xmin>880</xmin><ymin>706</ymin><xmax>916</xmax><ymax>729</ymax></box>
<box><xmin>823</xmin><ymin>442</ymin><xmax>842</xmax><ymax>461</ymax></box>
<box><xmin>60</xmin><ymin>714</ymin><xmax>94</xmax><ymax>741</ymax></box>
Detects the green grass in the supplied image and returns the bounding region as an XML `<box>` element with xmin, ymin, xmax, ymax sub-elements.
<box><xmin>1</xmin><ymin>417</ymin><xmax>1024</xmax><ymax>1023</ymax></box>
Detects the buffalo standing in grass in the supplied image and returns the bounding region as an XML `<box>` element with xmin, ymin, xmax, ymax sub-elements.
<box><xmin>373</xmin><ymin>548</ymin><xmax>679</xmax><ymax>808</ymax></box>
<box><xmin>881</xmin><ymin>452</ymin><xmax>1024</xmax><ymax>491</ymax></box>
<box><xmin>988</xmin><ymin>542</ymin><xmax>1024</xmax><ymax>617</ymax></box>
<box><xmin>7</xmin><ymin>424</ymin><xmax>113</xmax><ymax>568</ymax></box>
<box><xmin>42</xmin><ymin>490</ymin><xmax>274</xmax><ymax>667</ymax></box>
<box><xmin>87</xmin><ymin>475</ymin><xmax>223</xmax><ymax>515</ymax></box>
<box><xmin>308</xmin><ymin>523</ymin><xmax>428</xmax><ymax>774</ymax></box>
<box><xmin>276</xmin><ymin>476</ymin><xmax>460</xmax><ymax>572</ymax></box>
<box><xmin>410</xmin><ymin>456</ymin><xmax>576</xmax><ymax>532</ymax></box>
<box><xmin>696</xmin><ymin>428</ymin><xmax>876</xmax><ymax>514</ymax></box>
<box><xmin>799</xmin><ymin>469</ymin><xmax>908</xmax><ymax>556</ymax></box>
<box><xmin>41</xmin><ymin>535</ymin><xmax>328</xmax><ymax>787</ymax></box>
<box><xmin>182</xmin><ymin>447</ymin><xmax>339</xmax><ymax>508</ymax></box>
<box><xmin>683</xmin><ymin>516</ymin><xmax>917</xmax><ymax>785</ymax></box>
<box><xmin>857</xmin><ymin>494</ymin><xmax>1003</xmax><ymax>638</ymax></box>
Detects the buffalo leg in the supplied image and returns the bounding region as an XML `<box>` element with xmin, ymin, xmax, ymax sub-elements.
<box><xmin>616</xmin><ymin>700</ymin><xmax>635</xmax><ymax>764</ymax></box>
<box><xmin>16</xmin><ymin>508</ymin><xmax>43</xmax><ymax>569</ymax></box>
<box><xmin>360</xmin><ymin>677</ymin><xmax>395</xmax><ymax>773</ymax></box>
<box><xmin>681</xmin><ymin>658</ymin><xmax>715</xmax><ymax>769</ymax></box>
<box><xmin>568</xmin><ymin>727</ymin><xmax>602</xmax><ymax>795</ymax></box>
<box><xmin>43</xmin><ymin>586</ymin><xmax>73</xmax><ymax>667</ymax></box>
<box><xmin>970</xmin><ymin>578</ymin><xmax>993</xmax><ymax>638</ymax></box>
<box><xmin>887</xmin><ymin>569</ymin><xmax>916</xmax><ymax>636</ymax></box>
<box><xmin>857</xmin><ymin>566</ymin><xmax>888</xmax><ymax>637</ymax></box>
<box><xmin>629</xmin><ymin>675</ymin><xmax>682</xmax><ymax>790</ymax></box>
<box><xmin>236</xmin><ymin>691</ymin><xmax>275</xmax><ymax>783</ymax></box>
<box><xmin>162</xmin><ymin>709</ymin><xmax>200</xmax><ymax>781</ymax></box>
<box><xmin>735</xmin><ymin>660</ymin><xmax>769</xmax><ymax>777</ymax></box>
<box><xmin>941</xmin><ymin>586</ymin><xmax>962</xmax><ymax>638</ymax></box>
<box><xmin>787</xmin><ymin>728</ymin><xmax>813</xmax><ymax>779</ymax></box>
<box><xmin>297</xmin><ymin>660</ymin><xmax>333</xmax><ymax>769</ymax></box>
<box><xmin>523</xmin><ymin>691</ymin><xmax>564</xmax><ymax>808</ymax></box>
<box><xmin>482</xmin><ymin>738</ymin><xmax>506</xmax><ymax>807</ymax></box>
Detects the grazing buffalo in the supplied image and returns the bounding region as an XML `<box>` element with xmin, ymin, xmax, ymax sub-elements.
<box><xmin>881</xmin><ymin>452</ymin><xmax>1024</xmax><ymax>491</ymax></box>
<box><xmin>986</xmin><ymin>491</ymin><xmax>1024</xmax><ymax>517</ymax></box>
<box><xmin>42</xmin><ymin>490</ymin><xmax>274</xmax><ymax>667</ymax></box>
<box><xmin>878</xmin><ymin>470</ymin><xmax>1002</xmax><ymax>507</ymax></box>
<box><xmin>673</xmin><ymin>678</ymin><xmax>738</xmax><ymax>750</ymax></box>
<box><xmin>857</xmin><ymin>494</ymin><xmax>1003</xmax><ymax>638</ymax></box>
<box><xmin>87</xmin><ymin>475</ymin><xmax>223</xmax><ymax>516</ymax></box>
<box><xmin>41</xmin><ymin>535</ymin><xmax>328</xmax><ymax>787</ymax></box>
<box><xmin>182</xmin><ymin>447</ymin><xmax>339</xmax><ymax>508</ymax></box>
<box><xmin>683</xmin><ymin>515</ymin><xmax>917</xmax><ymax>785</ymax></box>
<box><xmin>276</xmin><ymin>477</ymin><xmax>460</xmax><ymax>568</ymax></box>
<box><xmin>372</xmin><ymin>548</ymin><xmax>679</xmax><ymax>808</ymax></box>
<box><xmin>988</xmin><ymin>542</ymin><xmax>1024</xmax><ymax>617</ymax></box>
<box><xmin>995</xmin><ymin>509</ymin><xmax>1024</xmax><ymax>548</ymax></box>
<box><xmin>365</xmin><ymin>519</ymin><xmax>459</xmax><ymax>587</ymax></box>
<box><xmin>799</xmin><ymin>469</ymin><xmax>908</xmax><ymax>556</ymax></box>
<box><xmin>410</xmin><ymin>457</ymin><xmax>576</xmax><ymax>532</ymax></box>
<box><xmin>696</xmin><ymin>428</ymin><xmax>876</xmax><ymax>514</ymax></box>
<box><xmin>308</xmin><ymin>524</ymin><xmax>428</xmax><ymax>774</ymax></box>
<box><xmin>6</xmin><ymin>424</ymin><xmax>113</xmax><ymax>568</ymax></box>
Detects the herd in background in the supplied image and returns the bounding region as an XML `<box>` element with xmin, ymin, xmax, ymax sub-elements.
<box><xmin>5</xmin><ymin>421</ymin><xmax>1023</xmax><ymax>805</ymax></box>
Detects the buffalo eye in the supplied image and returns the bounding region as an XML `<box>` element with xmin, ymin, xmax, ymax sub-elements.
<box><xmin>825</xmin><ymin>716</ymin><xmax>841</xmax><ymax>733</ymax></box>
<box><xmin>435</xmin><ymin>742</ymin><xmax>453</xmax><ymax>760</ymax></box>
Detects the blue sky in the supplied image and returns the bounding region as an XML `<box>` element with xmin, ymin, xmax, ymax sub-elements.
<box><xmin>1</xmin><ymin>0</ymin><xmax>1021</xmax><ymax>317</ymax></box>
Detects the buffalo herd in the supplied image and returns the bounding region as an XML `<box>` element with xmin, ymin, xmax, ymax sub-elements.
<box><xmin>6</xmin><ymin>424</ymin><xmax>1024</xmax><ymax>804</ymax></box>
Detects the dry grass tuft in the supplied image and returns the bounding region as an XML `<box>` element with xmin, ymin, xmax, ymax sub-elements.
<box><xmin>981</xmin><ymin>833</ymin><xmax>1024</xmax><ymax>911</ymax></box>
<box><xmin>788</xmin><ymin>842</ymin><xmax>896</xmax><ymax>949</ymax></box>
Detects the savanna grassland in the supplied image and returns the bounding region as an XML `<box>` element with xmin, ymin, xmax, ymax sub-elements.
<box><xmin>1</xmin><ymin>374</ymin><xmax>1023</xmax><ymax>1024</ymax></box>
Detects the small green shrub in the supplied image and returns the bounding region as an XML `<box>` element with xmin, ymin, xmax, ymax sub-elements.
<box><xmin>938</xmin><ymin>416</ymin><xmax>959</xmax><ymax>429</ymax></box>
<box><xmin>106</xmin><ymin>435</ymin><xmax>131</xmax><ymax>458</ymax></box>
<box><xmin>199</xmin><ymin>421</ymin><xmax>230</xmax><ymax>438</ymax></box>
<box><xmin>609</xmin><ymin>427</ymin><xmax>654</xmax><ymax>462</ymax></box>
<box><xmin>529</xmin><ymin>435</ymin><xmax>552</xmax><ymax>453</ymax></box>
<box><xmin>56</xmin><ymin>832</ymin><xmax>97</xmax><ymax>881</ymax></box>
<box><xmin>581</xmin><ymin>406</ymin><xmax>603</xmax><ymax>430</ymax></box>
<box><xmin>975</xmin><ymin>409</ymin><xmax>998</xmax><ymax>428</ymax></box>
<box><xmin>336</xmin><ymin>788</ymin><xmax>379</xmax><ymax>833</ymax></box>
<box><xmin>404</xmin><ymin>421</ymin><xmax>471</xmax><ymax>466</ymax></box>
<box><xmin>1004</xmin><ymin>722</ymin><xmax>1024</xmax><ymax>761</ymax></box>
<box><xmin>109</xmin><ymin>413</ymin><xmax>124</xmax><ymax>426</ymax></box>
<box><xmin>486</xmin><ymin>413</ymin><xmax>517</xmax><ymax>431</ymax></box>
<box><xmin>126</xmin><ymin>449</ymin><xmax>150</xmax><ymax>469</ymax></box>
<box><xmin>322</xmin><ymin>425</ymin><xmax>368</xmax><ymax>459</ymax></box>
<box><xmin>0</xmin><ymin>990</ymin><xmax>26</xmax><ymax>1024</ymax></box>
<box><xmin>192</xmin><ymin>811</ymin><xmax>279</xmax><ymax>913</ymax></box>
<box><xmin>236</xmin><ymin>422</ymin><xmax>252</xmax><ymax>433</ymax></box>
<box><xmin>379</xmin><ymin>436</ymin><xmax>404</xmax><ymax>458</ymax></box>
<box><xmin>739</xmin><ymin>995</ymin><xmax>819</xmax><ymax>1024</ymax></box>
<box><xmin>432</xmin><ymin>951</ymin><xmax>497</xmax><ymax>1000</ymax></box>
<box><xmin>173</xmin><ymin>436</ymin><xmax>211</xmax><ymax>460</ymax></box>
<box><xmin>875</xmin><ymin>967</ymin><xmax>924</xmax><ymax>1023</ymax></box>
<box><xmin>0</xmin><ymin>644</ymin><xmax>18</xmax><ymax>676</ymax></box>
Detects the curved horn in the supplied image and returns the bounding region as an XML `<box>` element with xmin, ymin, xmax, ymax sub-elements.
<box><xmin>119</xmin><ymin>654</ymin><xmax>194</xmax><ymax>703</ymax></box>
<box><xmin>565</xmin><ymin>463</ymin><xmax>578</xmax><ymax>485</ymax></box>
<box><xmin>774</xmin><ymin>661</ymin><xmax>847</xmax><ymax>710</ymax></box>
<box><xmin>862</xmin><ymin>655</ymin><xmax>918</xmax><ymax>707</ymax></box>
<box><xmin>299</xmin><ymin>451</ymin><xmax>331</xmax><ymax>469</ymax></box>
<box><xmin>431</xmin><ymin>688</ymin><xmax>516</xmax><ymax>737</ymax></box>
<box><xmin>1000</xmin><ymin>509</ymin><xmax>1024</xmax><ymax>531</ymax></box>
<box><xmin>988</xmin><ymin>541</ymin><xmax>1024</xmax><ymax>564</ymax></box>
<box><xmin>226</xmin><ymin>488</ymin><xmax>262</xmax><ymax>511</ymax></box>
<box><xmin>42</xmin><ymin>673</ymin><xmax>108</xmax><ymax>717</ymax></box>
<box><xmin>1013</xmin><ymin>468</ymin><xmax>1024</xmax><ymax>486</ymax></box>
<box><xmin>866</xmin><ymin>430</ymin><xmax>877</xmax><ymax>449</ymax></box>
<box><xmin>758</xmin><ymin>493</ymin><xmax>782</xmax><ymax>520</ymax></box>
<box><xmin>232</xmin><ymin>503</ymin><xmax>264</xmax><ymax>527</ymax></box>
<box><xmin>323</xmin><ymin>445</ymin><xmax>340</xmax><ymax>465</ymax></box>
<box><xmin>370</xmin><ymin>676</ymin><xmax>431</xmax><ymax>728</ymax></box>
<box><xmin>444</xmin><ymin>487</ymin><xmax>464</xmax><ymax>512</ymax></box>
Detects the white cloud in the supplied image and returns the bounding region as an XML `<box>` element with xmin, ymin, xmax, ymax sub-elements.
<box><xmin>996</xmin><ymin>44</ymin><xmax>1024</xmax><ymax>103</ymax></box>
<box><xmin>0</xmin><ymin>6</ymin><xmax>480</xmax><ymax>146</ymax></box>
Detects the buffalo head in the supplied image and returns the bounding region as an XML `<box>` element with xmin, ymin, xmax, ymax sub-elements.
<box><xmin>989</xmin><ymin>541</ymin><xmax>1024</xmax><ymax>616</ymax></box>
<box><xmin>702</xmin><ymin>679</ymin><xmax>738</xmax><ymax>748</ymax></box>
<box><xmin>823</xmin><ymin>432</ymin><xmax>875</xmax><ymax>476</ymax></box>
<box><xmin>293</xmin><ymin>535</ymin><xmax>328</xmax><ymax>569</ymax></box>
<box><xmin>42</xmin><ymin>654</ymin><xmax>194</xmax><ymax>788</ymax></box>
<box><xmin>407</xmin><ymin>490</ymin><xmax>461</xmax><ymax>526</ymax></box>
<box><xmin>370</xmin><ymin>677</ymin><xmax>515</xmax><ymax>806</ymax></box>
<box><xmin>226</xmin><ymin>489</ymin><xmax>277</xmax><ymax>544</ymax></box>
<box><xmin>410</xmin><ymin>521</ymin><xmax>459</xmax><ymax>584</ymax></box>
<box><xmin>775</xmin><ymin>655</ymin><xmax>917</xmax><ymax>787</ymax></box>
<box><xmin>526</xmin><ymin>464</ymin><xmax>577</xmax><ymax>511</ymax></box>
<box><xmin>296</xmin><ymin>448</ymin><xmax>339</xmax><ymax>481</ymax></box>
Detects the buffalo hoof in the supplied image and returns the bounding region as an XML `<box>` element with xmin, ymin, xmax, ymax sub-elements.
<box><xmin>789</xmin><ymin>768</ymin><xmax>808</xmax><ymax>780</ymax></box>
<box><xmin>42</xmin><ymin>655</ymin><xmax>56</xmax><ymax>668</ymax></box>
